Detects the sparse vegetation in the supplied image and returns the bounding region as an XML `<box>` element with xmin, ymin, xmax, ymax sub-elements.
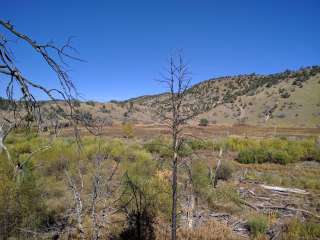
<box><xmin>122</xmin><ymin>122</ymin><xmax>134</xmax><ymax>138</ymax></box>
<box><xmin>247</xmin><ymin>214</ymin><xmax>268</xmax><ymax>237</ymax></box>
<box><xmin>281</xmin><ymin>218</ymin><xmax>320</xmax><ymax>240</ymax></box>
<box><xmin>216</xmin><ymin>162</ymin><xmax>233</xmax><ymax>181</ymax></box>
<box><xmin>177</xmin><ymin>220</ymin><xmax>240</xmax><ymax>240</ymax></box>
<box><xmin>86</xmin><ymin>100</ymin><xmax>96</xmax><ymax>106</ymax></box>
<box><xmin>199</xmin><ymin>118</ymin><xmax>209</xmax><ymax>126</ymax></box>
<box><xmin>1</xmin><ymin>8</ymin><xmax>320</xmax><ymax>240</ymax></box>
<box><xmin>226</xmin><ymin>137</ymin><xmax>320</xmax><ymax>164</ymax></box>
<box><xmin>1</xmin><ymin>128</ymin><xmax>320</xmax><ymax>239</ymax></box>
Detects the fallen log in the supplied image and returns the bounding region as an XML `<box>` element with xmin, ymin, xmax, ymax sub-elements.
<box><xmin>260</xmin><ymin>205</ymin><xmax>320</xmax><ymax>219</ymax></box>
<box><xmin>240</xmin><ymin>199</ymin><xmax>258</xmax><ymax>211</ymax></box>
<box><xmin>237</xmin><ymin>200</ymin><xmax>320</xmax><ymax>219</ymax></box>
<box><xmin>260</xmin><ymin>184</ymin><xmax>309</xmax><ymax>195</ymax></box>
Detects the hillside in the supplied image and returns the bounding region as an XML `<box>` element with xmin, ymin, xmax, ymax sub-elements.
<box><xmin>78</xmin><ymin>66</ymin><xmax>320</xmax><ymax>128</ymax></box>
<box><xmin>1</xmin><ymin>66</ymin><xmax>319</xmax><ymax>128</ymax></box>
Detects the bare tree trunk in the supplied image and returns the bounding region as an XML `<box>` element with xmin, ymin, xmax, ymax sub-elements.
<box><xmin>65</xmin><ymin>170</ymin><xmax>85</xmax><ymax>240</ymax></box>
<box><xmin>213</xmin><ymin>148</ymin><xmax>223</xmax><ymax>188</ymax></box>
<box><xmin>91</xmin><ymin>176</ymin><xmax>99</xmax><ymax>240</ymax></box>
<box><xmin>157</xmin><ymin>52</ymin><xmax>201</xmax><ymax>240</ymax></box>
<box><xmin>213</xmin><ymin>158</ymin><xmax>221</xmax><ymax>188</ymax></box>
<box><xmin>171</xmin><ymin>139</ymin><xmax>178</xmax><ymax>240</ymax></box>
<box><xmin>186</xmin><ymin>193</ymin><xmax>195</xmax><ymax>229</ymax></box>
<box><xmin>0</xmin><ymin>126</ymin><xmax>11</xmax><ymax>162</ymax></box>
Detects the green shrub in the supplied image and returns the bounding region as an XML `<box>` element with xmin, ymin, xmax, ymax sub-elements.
<box><xmin>192</xmin><ymin>160</ymin><xmax>211</xmax><ymax>195</ymax></box>
<box><xmin>143</xmin><ymin>137</ymin><xmax>172</xmax><ymax>159</ymax></box>
<box><xmin>122</xmin><ymin>122</ymin><xmax>134</xmax><ymax>138</ymax></box>
<box><xmin>120</xmin><ymin>149</ymin><xmax>171</xmax><ymax>220</ymax></box>
<box><xmin>270</xmin><ymin>149</ymin><xmax>292</xmax><ymax>164</ymax></box>
<box><xmin>281</xmin><ymin>218</ymin><xmax>320</xmax><ymax>240</ymax></box>
<box><xmin>224</xmin><ymin>137</ymin><xmax>259</xmax><ymax>152</ymax></box>
<box><xmin>13</xmin><ymin>142</ymin><xmax>33</xmax><ymax>155</ymax></box>
<box><xmin>237</xmin><ymin>148</ymin><xmax>269</xmax><ymax>164</ymax></box>
<box><xmin>0</xmin><ymin>156</ymin><xmax>47</xmax><ymax>238</ymax></box>
<box><xmin>86</xmin><ymin>100</ymin><xmax>95</xmax><ymax>106</ymax></box>
<box><xmin>235</xmin><ymin>137</ymin><xmax>320</xmax><ymax>165</ymax></box>
<box><xmin>247</xmin><ymin>214</ymin><xmax>268</xmax><ymax>237</ymax></box>
<box><xmin>186</xmin><ymin>139</ymin><xmax>213</xmax><ymax>151</ymax></box>
<box><xmin>178</xmin><ymin>143</ymin><xmax>193</xmax><ymax>157</ymax></box>
<box><xmin>199</xmin><ymin>118</ymin><xmax>209</xmax><ymax>126</ymax></box>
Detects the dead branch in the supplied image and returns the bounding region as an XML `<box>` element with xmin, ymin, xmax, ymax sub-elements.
<box><xmin>65</xmin><ymin>169</ymin><xmax>85</xmax><ymax>240</ymax></box>
<box><xmin>0</xmin><ymin>19</ymin><xmax>82</xmax><ymax>135</ymax></box>
<box><xmin>259</xmin><ymin>205</ymin><xmax>320</xmax><ymax>219</ymax></box>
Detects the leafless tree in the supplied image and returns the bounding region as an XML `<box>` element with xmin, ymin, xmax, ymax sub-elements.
<box><xmin>65</xmin><ymin>122</ymin><xmax>120</xmax><ymax>239</ymax></box>
<box><xmin>65</xmin><ymin>169</ymin><xmax>85</xmax><ymax>240</ymax></box>
<box><xmin>0</xmin><ymin>19</ymin><xmax>85</xmax><ymax>181</ymax></box>
<box><xmin>156</xmin><ymin>52</ymin><xmax>201</xmax><ymax>240</ymax></box>
<box><xmin>181</xmin><ymin>156</ymin><xmax>196</xmax><ymax>230</ymax></box>
<box><xmin>0</xmin><ymin>19</ymin><xmax>82</xmax><ymax>143</ymax></box>
<box><xmin>90</xmin><ymin>134</ymin><xmax>120</xmax><ymax>240</ymax></box>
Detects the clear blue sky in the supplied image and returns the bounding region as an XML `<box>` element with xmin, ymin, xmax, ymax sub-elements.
<box><xmin>1</xmin><ymin>0</ymin><xmax>320</xmax><ymax>101</ymax></box>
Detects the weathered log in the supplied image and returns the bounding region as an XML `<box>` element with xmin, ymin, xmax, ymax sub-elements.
<box><xmin>260</xmin><ymin>205</ymin><xmax>320</xmax><ymax>219</ymax></box>
<box><xmin>260</xmin><ymin>184</ymin><xmax>309</xmax><ymax>195</ymax></box>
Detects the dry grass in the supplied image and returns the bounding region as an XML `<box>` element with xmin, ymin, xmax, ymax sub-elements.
<box><xmin>177</xmin><ymin>220</ymin><xmax>241</xmax><ymax>240</ymax></box>
<box><xmin>155</xmin><ymin>220</ymin><xmax>241</xmax><ymax>240</ymax></box>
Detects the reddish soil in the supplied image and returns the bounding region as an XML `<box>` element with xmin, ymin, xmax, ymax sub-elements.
<box><xmin>63</xmin><ymin>124</ymin><xmax>320</xmax><ymax>139</ymax></box>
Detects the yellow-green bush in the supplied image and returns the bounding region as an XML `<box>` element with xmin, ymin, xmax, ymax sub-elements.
<box><xmin>247</xmin><ymin>214</ymin><xmax>268</xmax><ymax>237</ymax></box>
<box><xmin>191</xmin><ymin>160</ymin><xmax>211</xmax><ymax>195</ymax></box>
<box><xmin>0</xmin><ymin>154</ymin><xmax>47</xmax><ymax>238</ymax></box>
<box><xmin>120</xmin><ymin>147</ymin><xmax>171</xmax><ymax>222</ymax></box>
<box><xmin>235</xmin><ymin>137</ymin><xmax>320</xmax><ymax>165</ymax></box>
<box><xmin>186</xmin><ymin>139</ymin><xmax>213</xmax><ymax>151</ymax></box>
<box><xmin>281</xmin><ymin>218</ymin><xmax>320</xmax><ymax>240</ymax></box>
<box><xmin>122</xmin><ymin>122</ymin><xmax>134</xmax><ymax>138</ymax></box>
<box><xmin>143</xmin><ymin>137</ymin><xmax>172</xmax><ymax>158</ymax></box>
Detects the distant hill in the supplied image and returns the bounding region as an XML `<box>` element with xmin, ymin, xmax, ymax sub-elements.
<box><xmin>2</xmin><ymin>66</ymin><xmax>320</xmax><ymax>128</ymax></box>
<box><xmin>105</xmin><ymin>66</ymin><xmax>320</xmax><ymax>127</ymax></box>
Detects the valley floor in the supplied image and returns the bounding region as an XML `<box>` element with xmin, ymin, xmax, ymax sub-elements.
<box><xmin>1</xmin><ymin>126</ymin><xmax>320</xmax><ymax>239</ymax></box>
<box><xmin>63</xmin><ymin>124</ymin><xmax>320</xmax><ymax>139</ymax></box>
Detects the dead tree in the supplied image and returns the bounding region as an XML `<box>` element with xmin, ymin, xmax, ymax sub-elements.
<box><xmin>213</xmin><ymin>147</ymin><xmax>223</xmax><ymax>188</ymax></box>
<box><xmin>182</xmin><ymin>157</ymin><xmax>196</xmax><ymax>230</ymax></box>
<box><xmin>0</xmin><ymin>19</ymin><xmax>81</xmax><ymax>138</ymax></box>
<box><xmin>0</xmin><ymin>121</ymin><xmax>13</xmax><ymax>163</ymax></box>
<box><xmin>0</xmin><ymin>19</ymin><xmax>84</xmax><ymax>184</ymax></box>
<box><xmin>90</xmin><ymin>128</ymin><xmax>120</xmax><ymax>240</ymax></box>
<box><xmin>157</xmin><ymin>52</ymin><xmax>201</xmax><ymax>240</ymax></box>
<box><xmin>65</xmin><ymin>169</ymin><xmax>85</xmax><ymax>240</ymax></box>
<box><xmin>65</xmin><ymin>121</ymin><xmax>120</xmax><ymax>239</ymax></box>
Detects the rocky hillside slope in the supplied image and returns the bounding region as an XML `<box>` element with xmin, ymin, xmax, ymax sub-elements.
<box><xmin>109</xmin><ymin>66</ymin><xmax>320</xmax><ymax>127</ymax></box>
<box><xmin>2</xmin><ymin>66</ymin><xmax>319</xmax><ymax>128</ymax></box>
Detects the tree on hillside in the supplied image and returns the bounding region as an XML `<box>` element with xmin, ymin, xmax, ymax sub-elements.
<box><xmin>156</xmin><ymin>52</ymin><xmax>201</xmax><ymax>240</ymax></box>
